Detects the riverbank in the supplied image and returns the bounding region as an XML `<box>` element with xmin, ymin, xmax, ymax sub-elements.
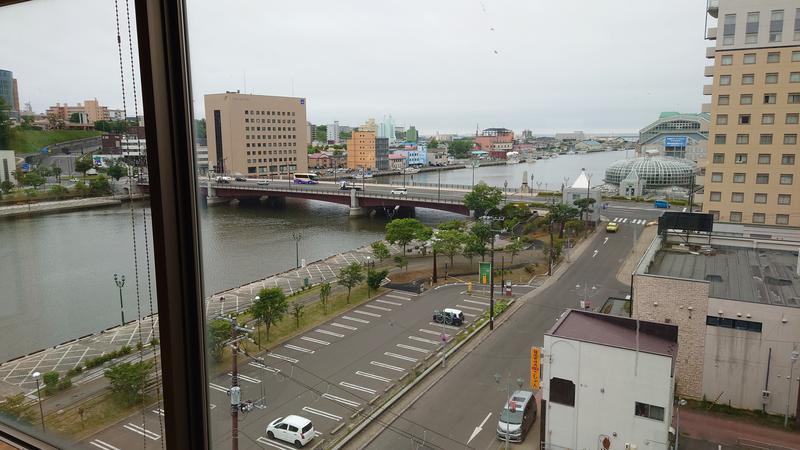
<box><xmin>0</xmin><ymin>194</ymin><xmax>148</xmax><ymax>219</ymax></box>
<box><xmin>317</xmin><ymin>160</ymin><xmax>508</xmax><ymax>181</ymax></box>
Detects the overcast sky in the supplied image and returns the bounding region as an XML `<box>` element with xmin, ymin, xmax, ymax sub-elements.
<box><xmin>1</xmin><ymin>0</ymin><xmax>711</xmax><ymax>134</ymax></box>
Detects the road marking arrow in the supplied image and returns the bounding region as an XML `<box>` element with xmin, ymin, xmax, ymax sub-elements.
<box><xmin>468</xmin><ymin>412</ymin><xmax>492</xmax><ymax>444</ymax></box>
<box><xmin>603</xmin><ymin>237</ymin><xmax>609</xmax><ymax>245</ymax></box>
<box><xmin>592</xmin><ymin>249</ymin><xmax>599</xmax><ymax>258</ymax></box>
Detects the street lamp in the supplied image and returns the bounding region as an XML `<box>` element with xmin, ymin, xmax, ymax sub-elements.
<box><xmin>254</xmin><ymin>295</ymin><xmax>261</xmax><ymax>350</ymax></box>
<box><xmin>503</xmin><ymin>180</ymin><xmax>508</xmax><ymax>205</ymax></box>
<box><xmin>481</xmin><ymin>215</ymin><xmax>505</xmax><ymax>331</ymax></box>
<box><xmin>675</xmin><ymin>398</ymin><xmax>687</xmax><ymax>450</ymax></box>
<box><xmin>291</xmin><ymin>232</ymin><xmax>302</xmax><ymax>269</ymax></box>
<box><xmin>469</xmin><ymin>159</ymin><xmax>480</xmax><ymax>188</ymax></box>
<box><xmin>113</xmin><ymin>273</ymin><xmax>126</xmax><ymax>326</ymax></box>
<box><xmin>32</xmin><ymin>371</ymin><xmax>45</xmax><ymax>432</ymax></box>
<box><xmin>530</xmin><ymin>173</ymin><xmax>535</xmax><ymax>197</ymax></box>
<box><xmin>786</xmin><ymin>350</ymin><xmax>799</xmax><ymax>428</ymax></box>
<box><xmin>365</xmin><ymin>256</ymin><xmax>373</xmax><ymax>298</ymax></box>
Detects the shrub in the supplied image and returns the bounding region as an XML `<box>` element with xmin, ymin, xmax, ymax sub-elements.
<box><xmin>66</xmin><ymin>366</ymin><xmax>83</xmax><ymax>377</ymax></box>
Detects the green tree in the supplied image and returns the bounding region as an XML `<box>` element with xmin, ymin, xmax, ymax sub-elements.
<box><xmin>89</xmin><ymin>175</ymin><xmax>111</xmax><ymax>196</ymax></box>
<box><xmin>464</xmin><ymin>182</ymin><xmax>503</xmax><ymax>218</ymax></box>
<box><xmin>463</xmin><ymin>233</ymin><xmax>486</xmax><ymax>264</ymax></box>
<box><xmin>104</xmin><ymin>360</ymin><xmax>154</xmax><ymax>406</ymax></box>
<box><xmin>49</xmin><ymin>185</ymin><xmax>68</xmax><ymax>199</ymax></box>
<box><xmin>432</xmin><ymin>229</ymin><xmax>467</xmax><ymax>266</ymax></box>
<box><xmin>107</xmin><ymin>163</ymin><xmax>127</xmax><ymax>181</ymax></box>
<box><xmin>74</xmin><ymin>158</ymin><xmax>93</xmax><ymax>179</ymax></box>
<box><xmin>0</xmin><ymin>180</ymin><xmax>13</xmax><ymax>194</ymax></box>
<box><xmin>0</xmin><ymin>98</ymin><xmax>11</xmax><ymax>149</ymax></box>
<box><xmin>314</xmin><ymin>125</ymin><xmax>327</xmax><ymax>142</ymax></box>
<box><xmin>385</xmin><ymin>218</ymin><xmax>429</xmax><ymax>254</ymax></box>
<box><xmin>393</xmin><ymin>255</ymin><xmax>408</xmax><ymax>271</ymax></box>
<box><xmin>42</xmin><ymin>371</ymin><xmax>60</xmax><ymax>395</ymax></box>
<box><xmin>573</xmin><ymin>197</ymin><xmax>596</xmax><ymax>222</ymax></box>
<box><xmin>340</xmin><ymin>131</ymin><xmax>352</xmax><ymax>140</ymax></box>
<box><xmin>207</xmin><ymin>318</ymin><xmax>232</xmax><ymax>362</ymax></box>
<box><xmin>438</xmin><ymin>219</ymin><xmax>466</xmax><ymax>231</ymax></box>
<box><xmin>427</xmin><ymin>138</ymin><xmax>439</xmax><ymax>149</ymax></box>
<box><xmin>319</xmin><ymin>282</ymin><xmax>332</xmax><ymax>314</ymax></box>
<box><xmin>371</xmin><ymin>241</ymin><xmax>390</xmax><ymax>262</ymax></box>
<box><xmin>548</xmin><ymin>203</ymin><xmax>580</xmax><ymax>238</ymax></box>
<box><xmin>50</xmin><ymin>165</ymin><xmax>62</xmax><ymax>183</ymax></box>
<box><xmin>505</xmin><ymin>237</ymin><xmax>525</xmax><ymax>264</ymax></box>
<box><xmin>337</xmin><ymin>262</ymin><xmax>365</xmax><ymax>303</ymax></box>
<box><xmin>367</xmin><ymin>268</ymin><xmax>389</xmax><ymax>290</ymax></box>
<box><xmin>68</xmin><ymin>112</ymin><xmax>81</xmax><ymax>123</ymax></box>
<box><xmin>448</xmin><ymin>139</ymin><xmax>473</xmax><ymax>158</ymax></box>
<box><xmin>21</xmin><ymin>172</ymin><xmax>45</xmax><ymax>190</ymax></box>
<box><xmin>250</xmin><ymin>287</ymin><xmax>289</xmax><ymax>341</ymax></box>
<box><xmin>291</xmin><ymin>303</ymin><xmax>305</xmax><ymax>329</ymax></box>
<box><xmin>194</xmin><ymin>118</ymin><xmax>206</xmax><ymax>139</ymax></box>
<box><xmin>73</xmin><ymin>181</ymin><xmax>89</xmax><ymax>196</ymax></box>
<box><xmin>0</xmin><ymin>393</ymin><xmax>35</xmax><ymax>423</ymax></box>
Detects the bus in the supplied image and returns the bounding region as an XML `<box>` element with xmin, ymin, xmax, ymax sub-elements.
<box><xmin>292</xmin><ymin>172</ymin><xmax>319</xmax><ymax>184</ymax></box>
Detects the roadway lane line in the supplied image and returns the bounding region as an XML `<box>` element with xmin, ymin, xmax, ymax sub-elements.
<box><xmin>354</xmin><ymin>309</ymin><xmax>381</xmax><ymax>317</ymax></box>
<box><xmin>396</xmin><ymin>344</ymin><xmax>429</xmax><ymax>353</ymax></box>
<box><xmin>315</xmin><ymin>329</ymin><xmax>344</xmax><ymax>338</ymax></box>
<box><xmin>371</xmin><ymin>361</ymin><xmax>405</xmax><ymax>371</ymax></box>
<box><xmin>331</xmin><ymin>322</ymin><xmax>357</xmax><ymax>331</ymax></box>
<box><xmin>384</xmin><ymin>352</ymin><xmax>418</xmax><ymax>362</ymax></box>
<box><xmin>456</xmin><ymin>304</ymin><xmax>484</xmax><ymax>312</ymax></box>
<box><xmin>209</xmin><ymin>382</ymin><xmax>228</xmax><ymax>393</ymax></box>
<box><xmin>356</xmin><ymin>371</ymin><xmax>392</xmax><ymax>383</ymax></box>
<box><xmin>344</xmin><ymin>314</ymin><xmax>371</xmax><ymax>322</ymax></box>
<box><xmin>418</xmin><ymin>329</ymin><xmax>440</xmax><ymax>336</ymax></box>
<box><xmin>375</xmin><ymin>299</ymin><xmax>402</xmax><ymax>306</ymax></box>
<box><xmin>152</xmin><ymin>408</ymin><xmax>165</xmax><ymax>416</ymax></box>
<box><xmin>428</xmin><ymin>322</ymin><xmax>460</xmax><ymax>330</ymax></box>
<box><xmin>266</xmin><ymin>353</ymin><xmax>299</xmax><ymax>364</ymax></box>
<box><xmin>409</xmin><ymin>336</ymin><xmax>440</xmax><ymax>345</ymax></box>
<box><xmin>302</xmin><ymin>406</ymin><xmax>342</xmax><ymax>421</ymax></box>
<box><xmin>123</xmin><ymin>423</ymin><xmax>160</xmax><ymax>440</ymax></box>
<box><xmin>284</xmin><ymin>344</ymin><xmax>315</xmax><ymax>354</ymax></box>
<box><xmin>613</xmin><ymin>217</ymin><xmax>621</xmax><ymax>221</ymax></box>
<box><xmin>256</xmin><ymin>437</ymin><xmax>296</xmax><ymax>450</ymax></box>
<box><xmin>386</xmin><ymin>294</ymin><xmax>411</xmax><ymax>301</ymax></box>
<box><xmin>340</xmin><ymin>381</ymin><xmax>376</xmax><ymax>395</ymax></box>
<box><xmin>229</xmin><ymin>373</ymin><xmax>262</xmax><ymax>384</ymax></box>
<box><xmin>89</xmin><ymin>439</ymin><xmax>121</xmax><ymax>450</ymax></box>
<box><xmin>622</xmin><ymin>218</ymin><xmax>628</xmax><ymax>223</ymax></box>
<box><xmin>322</xmin><ymin>393</ymin><xmax>361</xmax><ymax>408</ymax></box>
<box><xmin>300</xmin><ymin>336</ymin><xmax>330</xmax><ymax>345</ymax></box>
<box><xmin>462</xmin><ymin>299</ymin><xmax>489</xmax><ymax>306</ymax></box>
<box><xmin>249</xmin><ymin>361</ymin><xmax>280</xmax><ymax>373</ymax></box>
<box><xmin>365</xmin><ymin>304</ymin><xmax>391</xmax><ymax>311</ymax></box>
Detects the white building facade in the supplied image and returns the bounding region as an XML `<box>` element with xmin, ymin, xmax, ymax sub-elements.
<box><xmin>326</xmin><ymin>121</ymin><xmax>340</xmax><ymax>144</ymax></box>
<box><xmin>0</xmin><ymin>150</ymin><xmax>15</xmax><ymax>183</ymax></box>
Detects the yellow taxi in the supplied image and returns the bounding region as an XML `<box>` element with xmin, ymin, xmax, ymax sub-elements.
<box><xmin>606</xmin><ymin>222</ymin><xmax>619</xmax><ymax>233</ymax></box>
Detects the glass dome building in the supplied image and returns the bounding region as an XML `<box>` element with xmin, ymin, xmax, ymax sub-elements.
<box><xmin>604</xmin><ymin>157</ymin><xmax>697</xmax><ymax>188</ymax></box>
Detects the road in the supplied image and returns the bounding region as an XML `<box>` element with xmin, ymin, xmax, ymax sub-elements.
<box><xmin>367</xmin><ymin>204</ymin><xmax>664</xmax><ymax>450</ymax></box>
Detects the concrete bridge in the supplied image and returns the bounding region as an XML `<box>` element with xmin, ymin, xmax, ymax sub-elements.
<box><xmin>138</xmin><ymin>179</ymin><xmax>473</xmax><ymax>216</ymax></box>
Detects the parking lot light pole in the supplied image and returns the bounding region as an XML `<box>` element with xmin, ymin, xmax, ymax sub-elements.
<box><xmin>676</xmin><ymin>398</ymin><xmax>687</xmax><ymax>450</ymax></box>
<box><xmin>113</xmin><ymin>273</ymin><xmax>126</xmax><ymax>326</ymax></box>
<box><xmin>291</xmin><ymin>232</ymin><xmax>302</xmax><ymax>269</ymax></box>
<box><xmin>32</xmin><ymin>371</ymin><xmax>45</xmax><ymax>432</ymax></box>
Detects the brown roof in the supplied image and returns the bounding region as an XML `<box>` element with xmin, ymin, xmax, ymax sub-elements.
<box><xmin>547</xmin><ymin>309</ymin><xmax>678</xmax><ymax>358</ymax></box>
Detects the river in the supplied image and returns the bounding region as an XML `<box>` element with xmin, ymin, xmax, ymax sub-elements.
<box><xmin>0</xmin><ymin>151</ymin><xmax>629</xmax><ymax>362</ymax></box>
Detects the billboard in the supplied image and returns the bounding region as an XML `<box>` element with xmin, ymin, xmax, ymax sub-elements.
<box><xmin>479</xmin><ymin>262</ymin><xmax>492</xmax><ymax>285</ymax></box>
<box><xmin>664</xmin><ymin>136</ymin><xmax>688</xmax><ymax>148</ymax></box>
<box><xmin>531</xmin><ymin>347</ymin><xmax>541</xmax><ymax>390</ymax></box>
<box><xmin>658</xmin><ymin>211</ymin><xmax>714</xmax><ymax>234</ymax></box>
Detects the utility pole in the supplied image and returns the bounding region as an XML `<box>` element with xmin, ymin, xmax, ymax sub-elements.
<box><xmin>113</xmin><ymin>273</ymin><xmax>126</xmax><ymax>326</ymax></box>
<box><xmin>225</xmin><ymin>316</ymin><xmax>254</xmax><ymax>450</ymax></box>
<box><xmin>292</xmin><ymin>232</ymin><xmax>302</xmax><ymax>268</ymax></box>
<box><xmin>489</xmin><ymin>233</ymin><xmax>495</xmax><ymax>330</ymax></box>
<box><xmin>432</xmin><ymin>247</ymin><xmax>438</xmax><ymax>284</ymax></box>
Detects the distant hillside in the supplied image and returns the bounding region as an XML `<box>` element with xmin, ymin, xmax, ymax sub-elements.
<box><xmin>8</xmin><ymin>129</ymin><xmax>103</xmax><ymax>154</ymax></box>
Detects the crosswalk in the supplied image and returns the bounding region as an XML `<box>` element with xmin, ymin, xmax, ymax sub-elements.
<box><xmin>610</xmin><ymin>217</ymin><xmax>649</xmax><ymax>225</ymax></box>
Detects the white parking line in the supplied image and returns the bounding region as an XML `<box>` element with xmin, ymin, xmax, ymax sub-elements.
<box><xmin>331</xmin><ymin>322</ymin><xmax>357</xmax><ymax>331</ymax></box>
<box><xmin>384</xmin><ymin>352</ymin><xmax>418</xmax><ymax>362</ymax></box>
<box><xmin>386</xmin><ymin>294</ymin><xmax>411</xmax><ymax>301</ymax></box>
<box><xmin>456</xmin><ymin>304</ymin><xmax>483</xmax><ymax>312</ymax></box>
<box><xmin>340</xmin><ymin>381</ymin><xmax>376</xmax><ymax>394</ymax></box>
<box><xmin>123</xmin><ymin>423</ymin><xmax>160</xmax><ymax>440</ymax></box>
<box><xmin>249</xmin><ymin>361</ymin><xmax>280</xmax><ymax>373</ymax></box>
<box><xmin>257</xmin><ymin>437</ymin><xmax>296</xmax><ymax>450</ymax></box>
<box><xmin>371</xmin><ymin>361</ymin><xmax>405</xmax><ymax>371</ymax></box>
<box><xmin>302</xmin><ymin>406</ymin><xmax>342</xmax><ymax>421</ymax></box>
<box><xmin>463</xmin><ymin>312</ymin><xmax>477</xmax><ymax>318</ymax></box>
<box><xmin>396</xmin><ymin>344</ymin><xmax>429</xmax><ymax>354</ymax></box>
<box><xmin>409</xmin><ymin>336</ymin><xmax>440</xmax><ymax>345</ymax></box>
<box><xmin>613</xmin><ymin>217</ymin><xmax>621</xmax><ymax>222</ymax></box>
<box><xmin>230</xmin><ymin>373</ymin><xmax>262</xmax><ymax>384</ymax></box>
<box><xmin>462</xmin><ymin>299</ymin><xmax>489</xmax><ymax>306</ymax></box>
<box><xmin>356</xmin><ymin>371</ymin><xmax>392</xmax><ymax>383</ymax></box>
<box><xmin>322</xmin><ymin>393</ymin><xmax>361</xmax><ymax>408</ymax></box>
<box><xmin>267</xmin><ymin>353</ymin><xmax>299</xmax><ymax>364</ymax></box>
<box><xmin>354</xmin><ymin>310</ymin><xmax>381</xmax><ymax>318</ymax></box>
<box><xmin>284</xmin><ymin>344</ymin><xmax>315</xmax><ymax>354</ymax></box>
<box><xmin>365</xmin><ymin>304</ymin><xmax>391</xmax><ymax>312</ymax></box>
<box><xmin>375</xmin><ymin>299</ymin><xmax>402</xmax><ymax>306</ymax></box>
<box><xmin>418</xmin><ymin>329</ymin><xmax>440</xmax><ymax>336</ymax></box>
<box><xmin>429</xmin><ymin>322</ymin><xmax>460</xmax><ymax>330</ymax></box>
<box><xmin>342</xmin><ymin>315</ymin><xmax>370</xmax><ymax>324</ymax></box>
<box><xmin>152</xmin><ymin>408</ymin><xmax>165</xmax><ymax>416</ymax></box>
<box><xmin>300</xmin><ymin>336</ymin><xmax>330</xmax><ymax>346</ymax></box>
<box><xmin>209</xmin><ymin>382</ymin><xmax>228</xmax><ymax>393</ymax></box>
<box><xmin>314</xmin><ymin>329</ymin><xmax>344</xmax><ymax>338</ymax></box>
<box><xmin>89</xmin><ymin>439</ymin><xmax>121</xmax><ymax>450</ymax></box>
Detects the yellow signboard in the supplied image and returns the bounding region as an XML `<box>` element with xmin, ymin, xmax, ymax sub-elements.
<box><xmin>531</xmin><ymin>347</ymin><xmax>541</xmax><ymax>390</ymax></box>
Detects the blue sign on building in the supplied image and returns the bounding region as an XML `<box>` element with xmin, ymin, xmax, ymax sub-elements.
<box><xmin>21</xmin><ymin>163</ymin><xmax>30</xmax><ymax>172</ymax></box>
<box><xmin>664</xmin><ymin>136</ymin><xmax>688</xmax><ymax>147</ymax></box>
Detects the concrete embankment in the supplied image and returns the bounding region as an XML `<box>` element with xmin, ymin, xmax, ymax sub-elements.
<box><xmin>0</xmin><ymin>195</ymin><xmax>148</xmax><ymax>219</ymax></box>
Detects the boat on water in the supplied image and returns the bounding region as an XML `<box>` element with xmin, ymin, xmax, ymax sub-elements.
<box><xmin>354</xmin><ymin>172</ymin><xmax>374</xmax><ymax>179</ymax></box>
<box><xmin>402</xmin><ymin>167</ymin><xmax>420</xmax><ymax>174</ymax></box>
<box><xmin>506</xmin><ymin>151</ymin><xmax>521</xmax><ymax>164</ymax></box>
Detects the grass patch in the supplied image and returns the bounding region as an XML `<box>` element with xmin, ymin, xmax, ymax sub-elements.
<box><xmin>685</xmin><ymin>398</ymin><xmax>798</xmax><ymax>431</ymax></box>
<box><xmin>9</xmin><ymin>129</ymin><xmax>103</xmax><ymax>154</ymax></box>
<box><xmin>45</xmin><ymin>391</ymin><xmax>158</xmax><ymax>440</ymax></box>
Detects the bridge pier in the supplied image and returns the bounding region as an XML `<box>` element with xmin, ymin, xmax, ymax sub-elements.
<box><xmin>349</xmin><ymin>189</ymin><xmax>366</xmax><ymax>217</ymax></box>
<box><xmin>205</xmin><ymin>182</ymin><xmax>227</xmax><ymax>207</ymax></box>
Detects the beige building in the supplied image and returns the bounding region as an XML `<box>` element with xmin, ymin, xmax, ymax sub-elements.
<box><xmin>204</xmin><ymin>92</ymin><xmax>308</xmax><ymax>177</ymax></box>
<box><xmin>633</xmin><ymin>230</ymin><xmax>800</xmax><ymax>418</ymax></box>
<box><xmin>347</xmin><ymin>130</ymin><xmax>377</xmax><ymax>170</ymax></box>
<box><xmin>701</xmin><ymin>0</ymin><xmax>800</xmax><ymax>227</ymax></box>
<box><xmin>46</xmin><ymin>99</ymin><xmax>109</xmax><ymax>124</ymax></box>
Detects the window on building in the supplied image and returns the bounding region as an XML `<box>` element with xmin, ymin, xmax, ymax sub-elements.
<box><xmin>783</xmin><ymin>154</ymin><xmax>796</xmax><ymax>164</ymax></box>
<box><xmin>754</xmin><ymin>193</ymin><xmax>767</xmax><ymax>203</ymax></box>
<box><xmin>719</xmin><ymin>75</ymin><xmax>731</xmax><ymax>86</ymax></box>
<box><xmin>706</xmin><ymin>316</ymin><xmax>763</xmax><ymax>332</ymax></box>
<box><xmin>765</xmin><ymin>73</ymin><xmax>778</xmax><ymax>84</ymax></box>
<box><xmin>635</xmin><ymin>402</ymin><xmax>665</xmax><ymax>421</ymax></box>
<box><xmin>777</xmin><ymin>214</ymin><xmax>790</xmax><ymax>225</ymax></box>
<box><xmin>717</xmin><ymin>114</ymin><xmax>728</xmax><ymax>125</ymax></box>
<box><xmin>714</xmin><ymin>134</ymin><xmax>727</xmax><ymax>144</ymax></box>
<box><xmin>550</xmin><ymin>377</ymin><xmax>576</xmax><ymax>407</ymax></box>
<box><xmin>736</xmin><ymin>134</ymin><xmax>749</xmax><ymax>144</ymax></box>
<box><xmin>760</xmin><ymin>135</ymin><xmax>773</xmax><ymax>145</ymax></box>
<box><xmin>709</xmin><ymin>210</ymin><xmax>720</xmax><ymax>221</ymax></box>
<box><xmin>767</xmin><ymin>52</ymin><xmax>781</xmax><ymax>63</ymax></box>
<box><xmin>778</xmin><ymin>194</ymin><xmax>792</xmax><ymax>205</ymax></box>
<box><xmin>731</xmin><ymin>192</ymin><xmax>744</xmax><ymax>202</ymax></box>
<box><xmin>780</xmin><ymin>174</ymin><xmax>794</xmax><ymax>184</ymax></box>
<box><xmin>713</xmin><ymin>153</ymin><xmax>725</xmax><ymax>163</ymax></box>
<box><xmin>742</xmin><ymin>74</ymin><xmax>755</xmax><ymax>85</ymax></box>
<box><xmin>756</xmin><ymin>173</ymin><xmax>770</xmax><ymax>184</ymax></box>
<box><xmin>745</xmin><ymin>12</ymin><xmax>760</xmax><ymax>43</ymax></box>
<box><xmin>733</xmin><ymin>173</ymin><xmax>746</xmax><ymax>183</ymax></box>
<box><xmin>791</xmin><ymin>72</ymin><xmax>800</xmax><ymax>83</ymax></box>
<box><xmin>740</xmin><ymin>94</ymin><xmax>753</xmax><ymax>105</ymax></box>
<box><xmin>793</xmin><ymin>51</ymin><xmax>800</xmax><ymax>61</ymax></box>
<box><xmin>744</xmin><ymin>53</ymin><xmax>757</xmax><ymax>64</ymax></box>
<box><xmin>762</xmin><ymin>114</ymin><xmax>775</xmax><ymax>125</ymax></box>
<box><xmin>730</xmin><ymin>211</ymin><xmax>743</xmax><ymax>222</ymax></box>
<box><xmin>723</xmin><ymin>14</ymin><xmax>736</xmax><ymax>45</ymax></box>
<box><xmin>796</xmin><ymin>7</ymin><xmax>800</xmax><ymax>41</ymax></box>
<box><xmin>789</xmin><ymin>93</ymin><xmax>800</xmax><ymax>104</ymax></box>
<box><xmin>785</xmin><ymin>134</ymin><xmax>798</xmax><ymax>144</ymax></box>
<box><xmin>753</xmin><ymin>213</ymin><xmax>766</xmax><ymax>223</ymax></box>
<box><xmin>718</xmin><ymin>95</ymin><xmax>730</xmax><ymax>105</ymax></box>
<box><xmin>758</xmin><ymin>153</ymin><xmax>771</xmax><ymax>163</ymax></box>
<box><xmin>710</xmin><ymin>191</ymin><xmax>722</xmax><ymax>201</ymax></box>
<box><xmin>770</xmin><ymin>10</ymin><xmax>784</xmax><ymax>42</ymax></box>
<box><xmin>711</xmin><ymin>172</ymin><xmax>723</xmax><ymax>182</ymax></box>
<box><xmin>764</xmin><ymin>93</ymin><xmax>777</xmax><ymax>104</ymax></box>
<box><xmin>739</xmin><ymin>115</ymin><xmax>751</xmax><ymax>125</ymax></box>
<box><xmin>721</xmin><ymin>54</ymin><xmax>733</xmax><ymax>65</ymax></box>
<box><xmin>735</xmin><ymin>153</ymin><xmax>748</xmax><ymax>163</ymax></box>
<box><xmin>787</xmin><ymin>113</ymin><xmax>800</xmax><ymax>124</ymax></box>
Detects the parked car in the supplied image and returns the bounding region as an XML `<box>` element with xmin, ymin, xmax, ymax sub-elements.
<box><xmin>266</xmin><ymin>415</ymin><xmax>315</xmax><ymax>448</ymax></box>
<box><xmin>215</xmin><ymin>176</ymin><xmax>232</xmax><ymax>184</ymax></box>
<box><xmin>654</xmin><ymin>199</ymin><xmax>671</xmax><ymax>208</ymax></box>
<box><xmin>339</xmin><ymin>181</ymin><xmax>363</xmax><ymax>191</ymax></box>
<box><xmin>234</xmin><ymin>176</ymin><xmax>247</xmax><ymax>182</ymax></box>
<box><xmin>433</xmin><ymin>308</ymin><xmax>464</xmax><ymax>326</ymax></box>
<box><xmin>606</xmin><ymin>222</ymin><xmax>619</xmax><ymax>232</ymax></box>
<box><xmin>496</xmin><ymin>390</ymin><xmax>536</xmax><ymax>442</ymax></box>
<box><xmin>391</xmin><ymin>187</ymin><xmax>407</xmax><ymax>195</ymax></box>
<box><xmin>257</xmin><ymin>179</ymin><xmax>269</xmax><ymax>186</ymax></box>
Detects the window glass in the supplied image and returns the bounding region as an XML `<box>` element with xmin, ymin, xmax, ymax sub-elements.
<box><xmin>721</xmin><ymin>55</ymin><xmax>733</xmax><ymax>65</ymax></box>
<box><xmin>790</xmin><ymin>72</ymin><xmax>800</xmax><ymax>83</ymax></box>
<box><xmin>754</xmin><ymin>193</ymin><xmax>767</xmax><ymax>204</ymax></box>
<box><xmin>730</xmin><ymin>211</ymin><xmax>743</xmax><ymax>222</ymax></box>
<box><xmin>710</xmin><ymin>192</ymin><xmax>721</xmax><ymax>201</ymax></box>
<box><xmin>723</xmin><ymin>14</ymin><xmax>736</xmax><ymax>45</ymax></box>
<box><xmin>740</xmin><ymin>94</ymin><xmax>753</xmax><ymax>105</ymax></box>
<box><xmin>718</xmin><ymin>95</ymin><xmax>730</xmax><ymax>105</ymax></box>
<box><xmin>742</xmin><ymin>74</ymin><xmax>755</xmax><ymax>85</ymax></box>
<box><xmin>780</xmin><ymin>174</ymin><xmax>794</xmax><ymax>184</ymax></box>
<box><xmin>745</xmin><ymin>12</ymin><xmax>759</xmax><ymax>43</ymax></box>
<box><xmin>783</xmin><ymin>154</ymin><xmax>797</xmax><ymax>164</ymax></box>
<box><xmin>758</xmin><ymin>153</ymin><xmax>771</xmax><ymax>163</ymax></box>
<box><xmin>744</xmin><ymin>53</ymin><xmax>757</xmax><ymax>64</ymax></box>
<box><xmin>762</xmin><ymin>114</ymin><xmax>775</xmax><ymax>124</ymax></box>
<box><xmin>550</xmin><ymin>378</ymin><xmax>576</xmax><ymax>407</ymax></box>
<box><xmin>785</xmin><ymin>134</ymin><xmax>798</xmax><ymax>145</ymax></box>
<box><xmin>635</xmin><ymin>402</ymin><xmax>665</xmax><ymax>421</ymax></box>
<box><xmin>756</xmin><ymin>174</ymin><xmax>770</xmax><ymax>184</ymax></box>
<box><xmin>770</xmin><ymin>10</ymin><xmax>784</xmax><ymax>42</ymax></box>
<box><xmin>711</xmin><ymin>172</ymin><xmax>723</xmax><ymax>182</ymax></box>
<box><xmin>731</xmin><ymin>192</ymin><xmax>744</xmax><ymax>202</ymax></box>
<box><xmin>736</xmin><ymin>134</ymin><xmax>749</xmax><ymax>144</ymax></box>
<box><xmin>778</xmin><ymin>194</ymin><xmax>792</xmax><ymax>205</ymax></box>
<box><xmin>767</xmin><ymin>52</ymin><xmax>780</xmax><ymax>63</ymax></box>
<box><xmin>717</xmin><ymin>114</ymin><xmax>728</xmax><ymax>125</ymax></box>
<box><xmin>752</xmin><ymin>213</ymin><xmax>766</xmax><ymax>223</ymax></box>
<box><xmin>733</xmin><ymin>173</ymin><xmax>746</xmax><ymax>183</ymax></box>
<box><xmin>713</xmin><ymin>153</ymin><xmax>725</xmax><ymax>163</ymax></box>
<box><xmin>735</xmin><ymin>153</ymin><xmax>747</xmax><ymax>163</ymax></box>
<box><xmin>719</xmin><ymin>75</ymin><xmax>731</xmax><ymax>86</ymax></box>
<box><xmin>765</xmin><ymin>73</ymin><xmax>778</xmax><ymax>84</ymax></box>
<box><xmin>760</xmin><ymin>135</ymin><xmax>773</xmax><ymax>145</ymax></box>
<box><xmin>777</xmin><ymin>214</ymin><xmax>790</xmax><ymax>225</ymax></box>
<box><xmin>764</xmin><ymin>93</ymin><xmax>776</xmax><ymax>104</ymax></box>
<box><xmin>715</xmin><ymin>134</ymin><xmax>727</xmax><ymax>144</ymax></box>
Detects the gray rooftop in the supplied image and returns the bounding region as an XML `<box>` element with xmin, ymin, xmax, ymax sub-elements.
<box><xmin>648</xmin><ymin>246</ymin><xmax>800</xmax><ymax>308</ymax></box>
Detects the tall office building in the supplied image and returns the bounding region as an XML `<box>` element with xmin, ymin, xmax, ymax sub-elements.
<box><xmin>204</xmin><ymin>92</ymin><xmax>308</xmax><ymax>176</ymax></box>
<box><xmin>702</xmin><ymin>1</ymin><xmax>800</xmax><ymax>227</ymax></box>
<box><xmin>406</xmin><ymin>125</ymin><xmax>419</xmax><ymax>143</ymax></box>
<box><xmin>0</xmin><ymin>69</ymin><xmax>18</xmax><ymax>117</ymax></box>
<box><xmin>346</xmin><ymin>130</ymin><xmax>378</xmax><ymax>170</ymax></box>
<box><xmin>326</xmin><ymin>120</ymin><xmax>340</xmax><ymax>144</ymax></box>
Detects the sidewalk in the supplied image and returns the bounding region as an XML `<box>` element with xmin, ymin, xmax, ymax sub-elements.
<box><xmin>679</xmin><ymin>408</ymin><xmax>800</xmax><ymax>449</ymax></box>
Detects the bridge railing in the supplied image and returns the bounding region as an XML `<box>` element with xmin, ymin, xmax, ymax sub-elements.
<box><xmin>361</xmin><ymin>179</ymin><xmax>523</xmax><ymax>193</ymax></box>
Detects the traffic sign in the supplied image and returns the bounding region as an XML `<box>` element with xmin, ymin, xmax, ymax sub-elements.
<box><xmin>531</xmin><ymin>347</ymin><xmax>541</xmax><ymax>390</ymax></box>
<box><xmin>479</xmin><ymin>262</ymin><xmax>492</xmax><ymax>285</ymax></box>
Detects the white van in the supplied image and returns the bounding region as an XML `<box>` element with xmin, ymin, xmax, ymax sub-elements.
<box><xmin>497</xmin><ymin>390</ymin><xmax>536</xmax><ymax>442</ymax></box>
